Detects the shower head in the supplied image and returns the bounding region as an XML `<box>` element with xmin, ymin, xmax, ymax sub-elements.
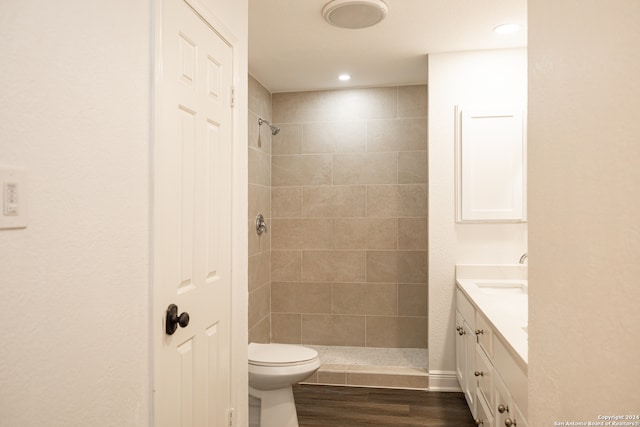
<box><xmin>258</xmin><ymin>118</ymin><xmax>280</xmax><ymax>136</ymax></box>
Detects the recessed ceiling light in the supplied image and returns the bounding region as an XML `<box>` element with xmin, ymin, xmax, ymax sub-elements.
<box><xmin>493</xmin><ymin>23</ymin><xmax>520</xmax><ymax>35</ymax></box>
<box><xmin>322</xmin><ymin>0</ymin><xmax>389</xmax><ymax>29</ymax></box>
<box><xmin>338</xmin><ymin>74</ymin><xmax>351</xmax><ymax>81</ymax></box>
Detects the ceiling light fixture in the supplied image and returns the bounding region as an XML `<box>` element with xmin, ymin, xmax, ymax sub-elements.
<box><xmin>338</xmin><ymin>73</ymin><xmax>351</xmax><ymax>81</ymax></box>
<box><xmin>493</xmin><ymin>23</ymin><xmax>520</xmax><ymax>35</ymax></box>
<box><xmin>322</xmin><ymin>0</ymin><xmax>389</xmax><ymax>29</ymax></box>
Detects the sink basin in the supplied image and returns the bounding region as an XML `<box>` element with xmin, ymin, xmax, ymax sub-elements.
<box><xmin>474</xmin><ymin>280</ymin><xmax>528</xmax><ymax>295</ymax></box>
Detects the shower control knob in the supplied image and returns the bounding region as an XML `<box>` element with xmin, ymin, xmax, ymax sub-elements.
<box><xmin>166</xmin><ymin>304</ymin><xmax>190</xmax><ymax>335</ymax></box>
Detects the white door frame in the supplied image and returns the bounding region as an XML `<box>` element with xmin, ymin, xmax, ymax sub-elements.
<box><xmin>151</xmin><ymin>0</ymin><xmax>248</xmax><ymax>424</ymax></box>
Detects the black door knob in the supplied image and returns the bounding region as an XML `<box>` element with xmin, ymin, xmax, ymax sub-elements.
<box><xmin>166</xmin><ymin>304</ymin><xmax>190</xmax><ymax>335</ymax></box>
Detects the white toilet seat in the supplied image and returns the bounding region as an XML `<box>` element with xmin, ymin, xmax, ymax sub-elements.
<box><xmin>249</xmin><ymin>343</ymin><xmax>318</xmax><ymax>367</ymax></box>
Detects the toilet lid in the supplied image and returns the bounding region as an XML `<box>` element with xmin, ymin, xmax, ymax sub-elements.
<box><xmin>248</xmin><ymin>343</ymin><xmax>318</xmax><ymax>367</ymax></box>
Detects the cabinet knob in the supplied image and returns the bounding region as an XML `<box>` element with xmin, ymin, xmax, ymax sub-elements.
<box><xmin>456</xmin><ymin>326</ymin><xmax>462</xmax><ymax>332</ymax></box>
<box><xmin>474</xmin><ymin>419</ymin><xmax>484</xmax><ymax>426</ymax></box>
<box><xmin>505</xmin><ymin>418</ymin><xmax>516</xmax><ymax>427</ymax></box>
<box><xmin>498</xmin><ymin>404</ymin><xmax>509</xmax><ymax>414</ymax></box>
<box><xmin>475</xmin><ymin>329</ymin><xmax>484</xmax><ymax>335</ymax></box>
<box><xmin>474</xmin><ymin>370</ymin><xmax>484</xmax><ymax>377</ymax></box>
<box><xmin>458</xmin><ymin>329</ymin><xmax>465</xmax><ymax>336</ymax></box>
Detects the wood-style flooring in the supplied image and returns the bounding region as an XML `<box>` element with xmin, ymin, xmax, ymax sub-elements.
<box><xmin>293</xmin><ymin>384</ymin><xmax>477</xmax><ymax>427</ymax></box>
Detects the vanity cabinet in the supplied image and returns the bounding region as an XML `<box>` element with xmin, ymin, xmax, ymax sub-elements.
<box><xmin>455</xmin><ymin>287</ymin><xmax>528</xmax><ymax>427</ymax></box>
<box><xmin>456</xmin><ymin>290</ymin><xmax>478</xmax><ymax>411</ymax></box>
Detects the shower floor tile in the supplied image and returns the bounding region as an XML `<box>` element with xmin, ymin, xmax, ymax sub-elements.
<box><xmin>301</xmin><ymin>346</ymin><xmax>429</xmax><ymax>390</ymax></box>
<box><xmin>305</xmin><ymin>345</ymin><xmax>427</xmax><ymax>368</ymax></box>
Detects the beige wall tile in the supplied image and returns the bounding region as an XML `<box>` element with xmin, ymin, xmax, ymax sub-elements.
<box><xmin>248</xmin><ymin>219</ymin><xmax>270</xmax><ymax>257</ymax></box>
<box><xmin>318</xmin><ymin>370</ymin><xmax>347</xmax><ymax>385</ymax></box>
<box><xmin>332</xmin><ymin>152</ymin><xmax>397</xmax><ymax>185</ymax></box>
<box><xmin>303</xmin><ymin>186</ymin><xmax>366</xmax><ymax>217</ymax></box>
<box><xmin>249</xmin><ymin>75</ymin><xmax>272</xmax><ymax>344</ymax></box>
<box><xmin>397</xmin><ymin>251</ymin><xmax>428</xmax><ymax>284</ymax></box>
<box><xmin>248</xmin><ymin>283</ymin><xmax>270</xmax><ymax>329</ymax></box>
<box><xmin>271</xmin><ymin>187</ymin><xmax>302</xmax><ymax>218</ymax></box>
<box><xmin>272</xmin><ymin>123</ymin><xmax>302</xmax><ymax>155</ymax></box>
<box><xmin>365</xmin><ymin>316</ymin><xmax>428</xmax><ymax>348</ymax></box>
<box><xmin>366</xmin><ymin>250</ymin><xmax>427</xmax><ymax>283</ymax></box>
<box><xmin>248</xmin><ymin>111</ymin><xmax>261</xmax><ymax>151</ymax></box>
<box><xmin>366</xmin><ymin>218</ymin><xmax>398</xmax><ymax>249</ymax></box>
<box><xmin>273</xmin><ymin>87</ymin><xmax>397</xmax><ymax>123</ymax></box>
<box><xmin>248</xmin><ymin>251</ymin><xmax>270</xmax><ymax>292</ymax></box>
<box><xmin>367</xmin><ymin>118</ymin><xmax>427</xmax><ymax>152</ymax></box>
<box><xmin>256</xmin><ymin>123</ymin><xmax>273</xmax><ymax>154</ymax></box>
<box><xmin>271</xmin><ymin>250</ymin><xmax>302</xmax><ymax>281</ymax></box>
<box><xmin>303</xmin><ymin>121</ymin><xmax>366</xmax><ymax>154</ymax></box>
<box><xmin>331</xmin><ymin>218</ymin><xmax>367</xmax><ymax>249</ymax></box>
<box><xmin>268</xmin><ymin>85</ymin><xmax>430</xmax><ymax>351</ymax></box>
<box><xmin>272</xmin><ymin>154</ymin><xmax>332</xmax><ymax>186</ymax></box>
<box><xmin>346</xmin><ymin>372</ymin><xmax>428</xmax><ymax>389</ymax></box>
<box><xmin>397</xmin><ymin>85</ymin><xmax>427</xmax><ymax>118</ymax></box>
<box><xmin>271</xmin><ymin>313</ymin><xmax>301</xmax><ymax>344</ymax></box>
<box><xmin>271</xmin><ymin>281</ymin><xmax>332</xmax><ymax>313</ymax></box>
<box><xmin>332</xmin><ymin>282</ymin><xmax>397</xmax><ymax>315</ymax></box>
<box><xmin>331</xmin><ymin>218</ymin><xmax>397</xmax><ymax>250</ymax></box>
<box><xmin>398</xmin><ymin>217</ymin><xmax>427</xmax><ymax>250</ymax></box>
<box><xmin>248</xmin><ymin>219</ymin><xmax>261</xmax><ymax>257</ymax></box>
<box><xmin>271</xmin><ymin>218</ymin><xmax>333</xmax><ymax>250</ymax></box>
<box><xmin>248</xmin><ymin>184</ymin><xmax>270</xmax><ymax>220</ymax></box>
<box><xmin>249</xmin><ymin>74</ymin><xmax>272</xmax><ymax>120</ymax></box>
<box><xmin>398</xmin><ymin>284</ymin><xmax>428</xmax><ymax>317</ymax></box>
<box><xmin>398</xmin><ymin>151</ymin><xmax>427</xmax><ymax>184</ymax></box>
<box><xmin>302</xmin><ymin>250</ymin><xmax>366</xmax><ymax>282</ymax></box>
<box><xmin>366</xmin><ymin>251</ymin><xmax>398</xmax><ymax>283</ymax></box>
<box><xmin>248</xmin><ymin>146</ymin><xmax>271</xmax><ymax>186</ymax></box>
<box><xmin>301</xmin><ymin>314</ymin><xmax>366</xmax><ymax>346</ymax></box>
<box><xmin>248</xmin><ymin>315</ymin><xmax>270</xmax><ymax>344</ymax></box>
<box><xmin>367</xmin><ymin>184</ymin><xmax>427</xmax><ymax>217</ymax></box>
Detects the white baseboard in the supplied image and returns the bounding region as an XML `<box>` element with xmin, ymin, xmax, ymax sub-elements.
<box><xmin>428</xmin><ymin>370</ymin><xmax>461</xmax><ymax>392</ymax></box>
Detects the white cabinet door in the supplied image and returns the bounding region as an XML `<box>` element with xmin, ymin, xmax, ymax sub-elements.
<box><xmin>456</xmin><ymin>105</ymin><xmax>526</xmax><ymax>222</ymax></box>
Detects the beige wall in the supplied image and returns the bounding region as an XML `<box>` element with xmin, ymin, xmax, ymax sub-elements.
<box><xmin>270</xmin><ymin>86</ymin><xmax>428</xmax><ymax>348</ymax></box>
<box><xmin>528</xmin><ymin>1</ymin><xmax>640</xmax><ymax>422</ymax></box>
<box><xmin>248</xmin><ymin>75</ymin><xmax>272</xmax><ymax>343</ymax></box>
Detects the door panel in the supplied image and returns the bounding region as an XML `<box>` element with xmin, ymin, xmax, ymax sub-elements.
<box><xmin>155</xmin><ymin>0</ymin><xmax>233</xmax><ymax>425</ymax></box>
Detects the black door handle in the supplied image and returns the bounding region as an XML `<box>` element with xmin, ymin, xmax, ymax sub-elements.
<box><xmin>166</xmin><ymin>304</ymin><xmax>190</xmax><ymax>335</ymax></box>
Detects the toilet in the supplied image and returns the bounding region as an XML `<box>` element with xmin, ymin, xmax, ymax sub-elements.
<box><xmin>248</xmin><ymin>343</ymin><xmax>320</xmax><ymax>427</ymax></box>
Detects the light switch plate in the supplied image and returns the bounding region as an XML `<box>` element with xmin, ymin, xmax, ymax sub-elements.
<box><xmin>0</xmin><ymin>166</ymin><xmax>27</xmax><ymax>229</ymax></box>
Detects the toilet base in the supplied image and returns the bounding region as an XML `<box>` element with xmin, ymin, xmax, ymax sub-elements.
<box><xmin>249</xmin><ymin>385</ymin><xmax>299</xmax><ymax>427</ymax></box>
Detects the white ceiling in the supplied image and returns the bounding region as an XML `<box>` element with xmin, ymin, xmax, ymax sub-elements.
<box><xmin>249</xmin><ymin>0</ymin><xmax>527</xmax><ymax>93</ymax></box>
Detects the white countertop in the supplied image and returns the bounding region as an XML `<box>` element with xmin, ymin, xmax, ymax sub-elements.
<box><xmin>456</xmin><ymin>264</ymin><xmax>528</xmax><ymax>367</ymax></box>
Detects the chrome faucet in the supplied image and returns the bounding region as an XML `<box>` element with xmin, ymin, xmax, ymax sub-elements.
<box><xmin>519</xmin><ymin>252</ymin><xmax>528</xmax><ymax>264</ymax></box>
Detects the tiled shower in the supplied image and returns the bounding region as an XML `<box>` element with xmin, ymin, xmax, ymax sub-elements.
<box><xmin>248</xmin><ymin>76</ymin><xmax>429</xmax><ymax>388</ymax></box>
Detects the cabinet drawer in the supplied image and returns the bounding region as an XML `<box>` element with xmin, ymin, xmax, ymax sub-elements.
<box><xmin>475</xmin><ymin>311</ymin><xmax>493</xmax><ymax>358</ymax></box>
<box><xmin>456</xmin><ymin>288</ymin><xmax>475</xmax><ymax>328</ymax></box>
<box><xmin>475</xmin><ymin>388</ymin><xmax>494</xmax><ymax>427</ymax></box>
<box><xmin>494</xmin><ymin>337</ymin><xmax>528</xmax><ymax>418</ymax></box>
<box><xmin>475</xmin><ymin>345</ymin><xmax>493</xmax><ymax>411</ymax></box>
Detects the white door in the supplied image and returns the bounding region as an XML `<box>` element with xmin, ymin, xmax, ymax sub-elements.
<box><xmin>154</xmin><ymin>0</ymin><xmax>234</xmax><ymax>425</ymax></box>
